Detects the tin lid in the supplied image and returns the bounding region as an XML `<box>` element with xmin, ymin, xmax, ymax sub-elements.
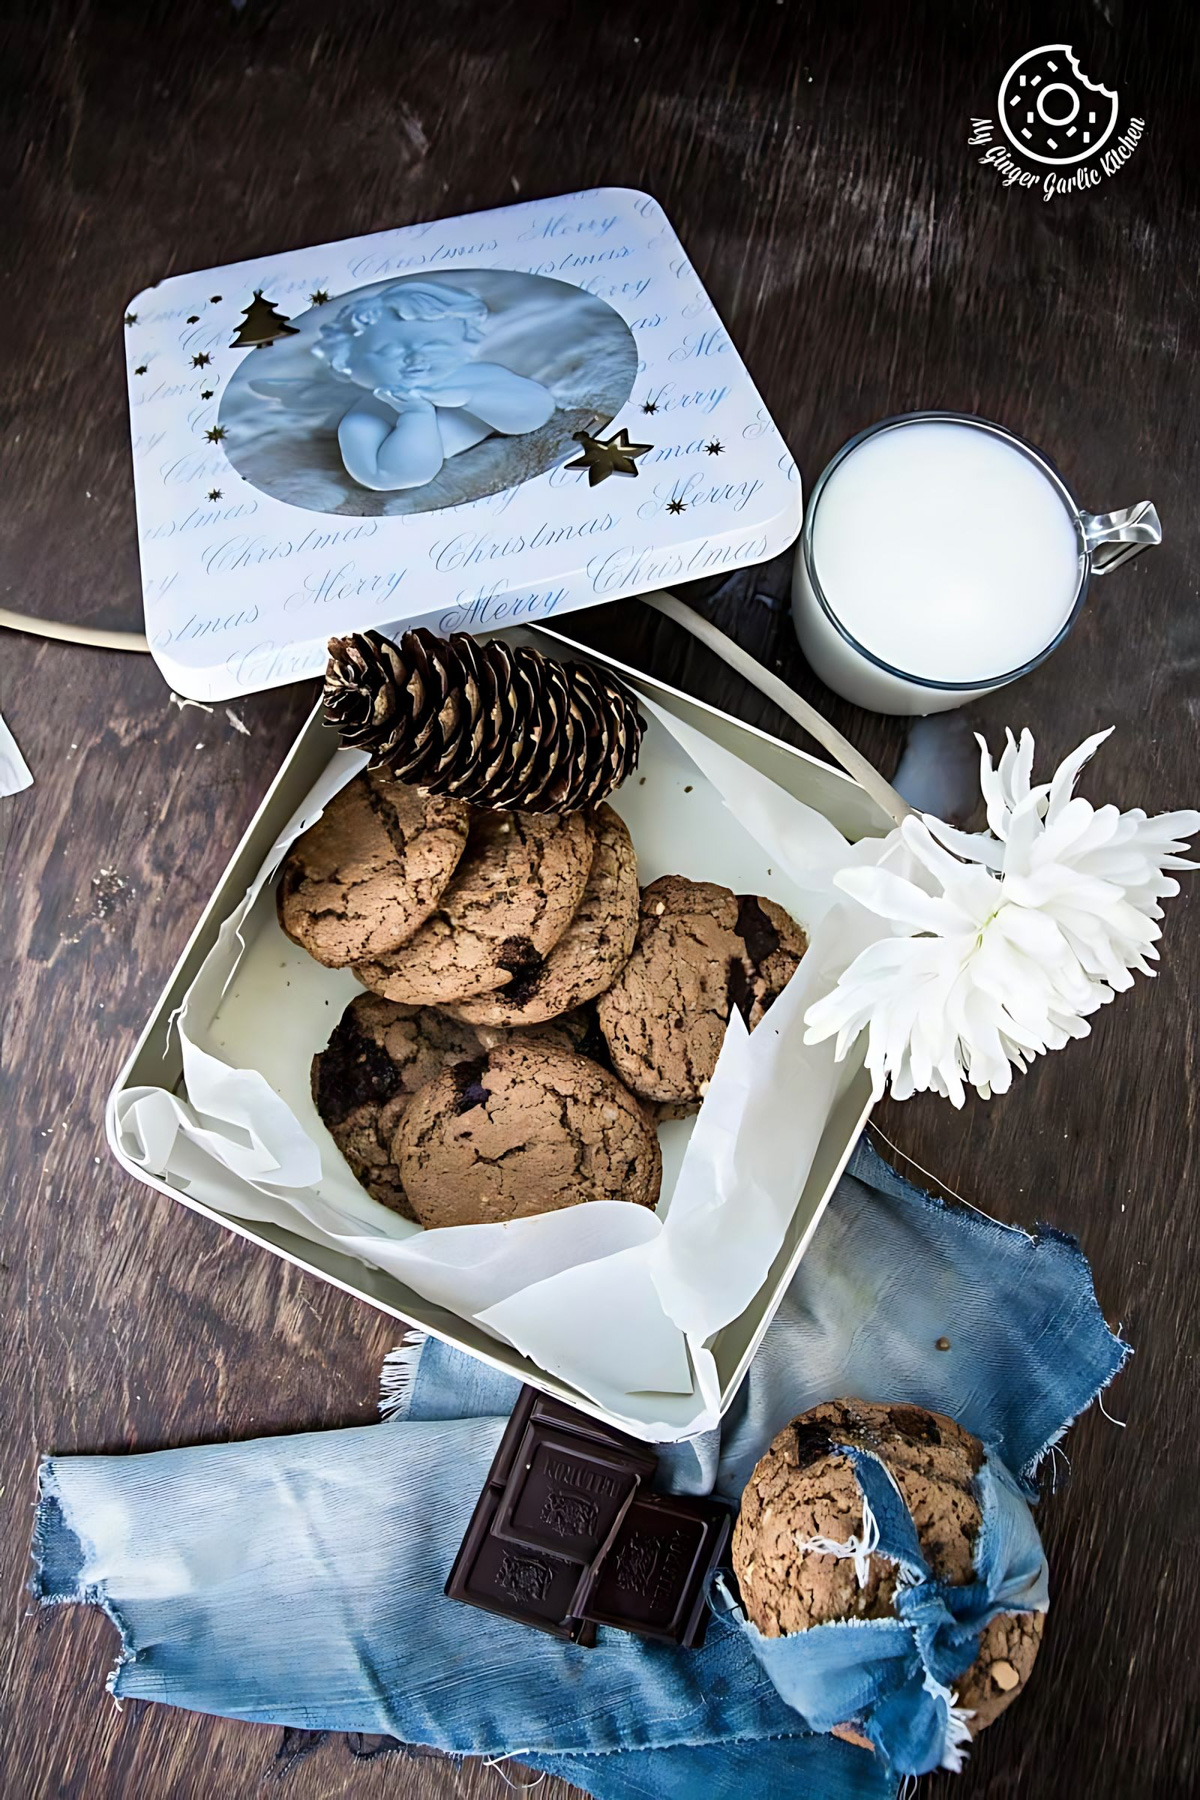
<box><xmin>124</xmin><ymin>188</ymin><xmax>801</xmax><ymax>700</ymax></box>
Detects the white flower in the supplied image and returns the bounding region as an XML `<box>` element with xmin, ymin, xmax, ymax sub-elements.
<box><xmin>803</xmin><ymin>729</ymin><xmax>1200</xmax><ymax>1107</ymax></box>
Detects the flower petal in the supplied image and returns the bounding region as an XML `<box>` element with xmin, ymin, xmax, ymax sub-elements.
<box><xmin>1045</xmin><ymin>728</ymin><xmax>1113</xmax><ymax>822</ymax></box>
<box><xmin>834</xmin><ymin>865</ymin><xmax>980</xmax><ymax>934</ymax></box>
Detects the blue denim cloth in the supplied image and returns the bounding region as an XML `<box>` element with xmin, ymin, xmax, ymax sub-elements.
<box><xmin>32</xmin><ymin>1141</ymin><xmax>1126</xmax><ymax>1800</ymax></box>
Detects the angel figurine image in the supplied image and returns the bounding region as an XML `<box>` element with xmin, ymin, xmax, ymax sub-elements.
<box><xmin>310</xmin><ymin>280</ymin><xmax>557</xmax><ymax>491</ymax></box>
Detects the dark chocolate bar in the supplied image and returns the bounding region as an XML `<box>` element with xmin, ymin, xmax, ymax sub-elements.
<box><xmin>575</xmin><ymin>1492</ymin><xmax>733</xmax><ymax>1647</ymax></box>
<box><xmin>492</xmin><ymin>1423</ymin><xmax>645</xmax><ymax>1561</ymax></box>
<box><xmin>444</xmin><ymin>1486</ymin><xmax>597</xmax><ymax>1644</ymax></box>
<box><xmin>446</xmin><ymin>1385</ymin><xmax>732</xmax><ymax>1651</ymax></box>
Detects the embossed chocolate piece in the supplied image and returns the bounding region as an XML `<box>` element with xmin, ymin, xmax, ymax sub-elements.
<box><xmin>493</xmin><ymin>1424</ymin><xmax>648</xmax><ymax>1562</ymax></box>
<box><xmin>444</xmin><ymin>1488</ymin><xmax>596</xmax><ymax>1644</ymax></box>
<box><xmin>576</xmin><ymin>1492</ymin><xmax>733</xmax><ymax>1647</ymax></box>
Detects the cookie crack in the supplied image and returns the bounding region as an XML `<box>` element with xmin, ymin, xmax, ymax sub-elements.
<box><xmin>361</xmin><ymin>777</ymin><xmax>411</xmax><ymax>856</ymax></box>
<box><xmin>552</xmin><ymin>1090</ymin><xmax>589</xmax><ymax>1186</ymax></box>
<box><xmin>471</xmin><ymin>1143</ymin><xmax>535</xmax><ymax>1168</ymax></box>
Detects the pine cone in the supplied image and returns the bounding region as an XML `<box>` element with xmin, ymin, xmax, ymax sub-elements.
<box><xmin>323</xmin><ymin>629</ymin><xmax>645</xmax><ymax>813</ymax></box>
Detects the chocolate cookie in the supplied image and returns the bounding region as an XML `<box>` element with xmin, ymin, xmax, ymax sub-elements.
<box><xmin>596</xmin><ymin>875</ymin><xmax>808</xmax><ymax>1103</ymax></box>
<box><xmin>472</xmin><ymin>1008</ymin><xmax>689</xmax><ymax>1123</ymax></box>
<box><xmin>311</xmin><ymin>994</ymin><xmax>480</xmax><ymax>1219</ymax></box>
<box><xmin>732</xmin><ymin>1400</ymin><xmax>1044</xmax><ymax>1739</ymax></box>
<box><xmin>442</xmin><ymin>805</ymin><xmax>639</xmax><ymax>1027</ymax></box>
<box><xmin>277</xmin><ymin>768</ymin><xmax>470</xmax><ymax>968</ymax></box>
<box><xmin>354</xmin><ymin>808</ymin><xmax>594</xmax><ymax>1005</ymax></box>
<box><xmin>393</xmin><ymin>1040</ymin><xmax>662</xmax><ymax>1228</ymax></box>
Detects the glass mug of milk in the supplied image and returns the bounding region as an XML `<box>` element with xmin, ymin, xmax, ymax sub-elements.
<box><xmin>792</xmin><ymin>412</ymin><xmax>1161</xmax><ymax>715</ymax></box>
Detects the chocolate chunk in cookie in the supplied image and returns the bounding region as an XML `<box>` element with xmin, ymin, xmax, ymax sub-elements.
<box><xmin>443</xmin><ymin>805</ymin><xmax>638</xmax><ymax>1027</ymax></box>
<box><xmin>277</xmin><ymin>768</ymin><xmax>470</xmax><ymax>968</ymax></box>
<box><xmin>354</xmin><ymin>808</ymin><xmax>594</xmax><ymax>1006</ymax></box>
<box><xmin>393</xmin><ymin>1040</ymin><xmax>662</xmax><ymax>1228</ymax></box>
<box><xmin>311</xmin><ymin>993</ymin><xmax>480</xmax><ymax>1218</ymax></box>
<box><xmin>596</xmin><ymin>875</ymin><xmax>807</xmax><ymax>1103</ymax></box>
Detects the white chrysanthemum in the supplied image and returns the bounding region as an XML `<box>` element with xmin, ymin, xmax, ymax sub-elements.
<box><xmin>803</xmin><ymin>729</ymin><xmax>1200</xmax><ymax>1107</ymax></box>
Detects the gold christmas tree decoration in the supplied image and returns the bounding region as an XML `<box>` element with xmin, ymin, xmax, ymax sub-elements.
<box><xmin>230</xmin><ymin>290</ymin><xmax>299</xmax><ymax>349</ymax></box>
<box><xmin>565</xmin><ymin>426</ymin><xmax>653</xmax><ymax>485</ymax></box>
<box><xmin>323</xmin><ymin>629</ymin><xmax>645</xmax><ymax>814</ymax></box>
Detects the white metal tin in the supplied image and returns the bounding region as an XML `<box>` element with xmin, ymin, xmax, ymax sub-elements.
<box><xmin>125</xmin><ymin>189</ymin><xmax>801</xmax><ymax>701</ymax></box>
<box><xmin>105</xmin><ymin>628</ymin><xmax>887</xmax><ymax>1435</ymax></box>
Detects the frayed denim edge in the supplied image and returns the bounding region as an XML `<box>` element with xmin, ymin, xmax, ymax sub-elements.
<box><xmin>31</xmin><ymin>1458</ymin><xmax>139</xmax><ymax>1703</ymax></box>
<box><xmin>378</xmin><ymin>1330</ymin><xmax>431</xmax><ymax>1423</ymax></box>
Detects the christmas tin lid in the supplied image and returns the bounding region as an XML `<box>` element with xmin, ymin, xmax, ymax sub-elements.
<box><xmin>124</xmin><ymin>188</ymin><xmax>801</xmax><ymax>700</ymax></box>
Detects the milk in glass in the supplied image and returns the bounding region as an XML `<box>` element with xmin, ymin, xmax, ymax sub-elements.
<box><xmin>793</xmin><ymin>420</ymin><xmax>1084</xmax><ymax>713</ymax></box>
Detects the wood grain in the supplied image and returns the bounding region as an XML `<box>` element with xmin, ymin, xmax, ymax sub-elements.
<box><xmin>1</xmin><ymin>2</ymin><xmax>1197</xmax><ymax>1795</ymax></box>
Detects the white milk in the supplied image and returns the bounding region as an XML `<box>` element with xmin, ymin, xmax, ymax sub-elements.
<box><xmin>793</xmin><ymin>420</ymin><xmax>1084</xmax><ymax>713</ymax></box>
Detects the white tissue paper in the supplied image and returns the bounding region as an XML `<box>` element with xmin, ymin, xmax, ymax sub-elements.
<box><xmin>0</xmin><ymin>710</ymin><xmax>33</xmax><ymax>796</ymax></box>
<box><xmin>111</xmin><ymin>698</ymin><xmax>901</xmax><ymax>1438</ymax></box>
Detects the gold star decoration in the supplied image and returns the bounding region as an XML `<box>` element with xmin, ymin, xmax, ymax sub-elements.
<box><xmin>704</xmin><ymin>439</ymin><xmax>724</xmax><ymax>456</ymax></box>
<box><xmin>666</xmin><ymin>496</ymin><xmax>688</xmax><ymax>515</ymax></box>
<box><xmin>205</xmin><ymin>425</ymin><xmax>228</xmax><ymax>443</ymax></box>
<box><xmin>309</xmin><ymin>288</ymin><xmax>330</xmax><ymax>306</ymax></box>
<box><xmin>565</xmin><ymin>427</ymin><xmax>653</xmax><ymax>486</ymax></box>
<box><xmin>134</xmin><ymin>363</ymin><xmax>147</xmax><ymax>375</ymax></box>
<box><xmin>192</xmin><ymin>352</ymin><xmax>211</xmax><ymax>368</ymax></box>
<box><xmin>207</xmin><ymin>488</ymin><xmax>223</xmax><ymax>501</ymax></box>
<box><xmin>641</xmin><ymin>397</ymin><xmax>659</xmax><ymax>415</ymax></box>
<box><xmin>124</xmin><ymin>312</ymin><xmax>137</xmax><ymax>327</ymax></box>
<box><xmin>200</xmin><ymin>388</ymin><xmax>214</xmax><ymax>399</ymax></box>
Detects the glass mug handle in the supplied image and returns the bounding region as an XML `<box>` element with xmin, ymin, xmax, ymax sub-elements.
<box><xmin>1081</xmin><ymin>501</ymin><xmax>1162</xmax><ymax>575</ymax></box>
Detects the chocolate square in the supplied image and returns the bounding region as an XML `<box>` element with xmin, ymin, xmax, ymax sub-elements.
<box><xmin>527</xmin><ymin>1393</ymin><xmax>658</xmax><ymax>1476</ymax></box>
<box><xmin>444</xmin><ymin>1487</ymin><xmax>596</xmax><ymax>1644</ymax></box>
<box><xmin>486</xmin><ymin>1387</ymin><xmax>657</xmax><ymax>1491</ymax></box>
<box><xmin>493</xmin><ymin>1424</ymin><xmax>645</xmax><ymax>1562</ymax></box>
<box><xmin>576</xmin><ymin>1493</ymin><xmax>733</xmax><ymax>1646</ymax></box>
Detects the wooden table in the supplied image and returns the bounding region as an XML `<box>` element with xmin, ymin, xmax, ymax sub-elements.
<box><xmin>2</xmin><ymin>3</ymin><xmax>1196</xmax><ymax>1794</ymax></box>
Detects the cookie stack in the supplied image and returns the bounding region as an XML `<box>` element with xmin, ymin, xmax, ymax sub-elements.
<box><xmin>732</xmin><ymin>1401</ymin><xmax>1044</xmax><ymax>1742</ymax></box>
<box><xmin>278</xmin><ymin>765</ymin><xmax>808</xmax><ymax>1229</ymax></box>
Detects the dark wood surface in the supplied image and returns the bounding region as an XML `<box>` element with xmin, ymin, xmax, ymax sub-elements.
<box><xmin>2</xmin><ymin>3</ymin><xmax>1197</xmax><ymax>1795</ymax></box>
